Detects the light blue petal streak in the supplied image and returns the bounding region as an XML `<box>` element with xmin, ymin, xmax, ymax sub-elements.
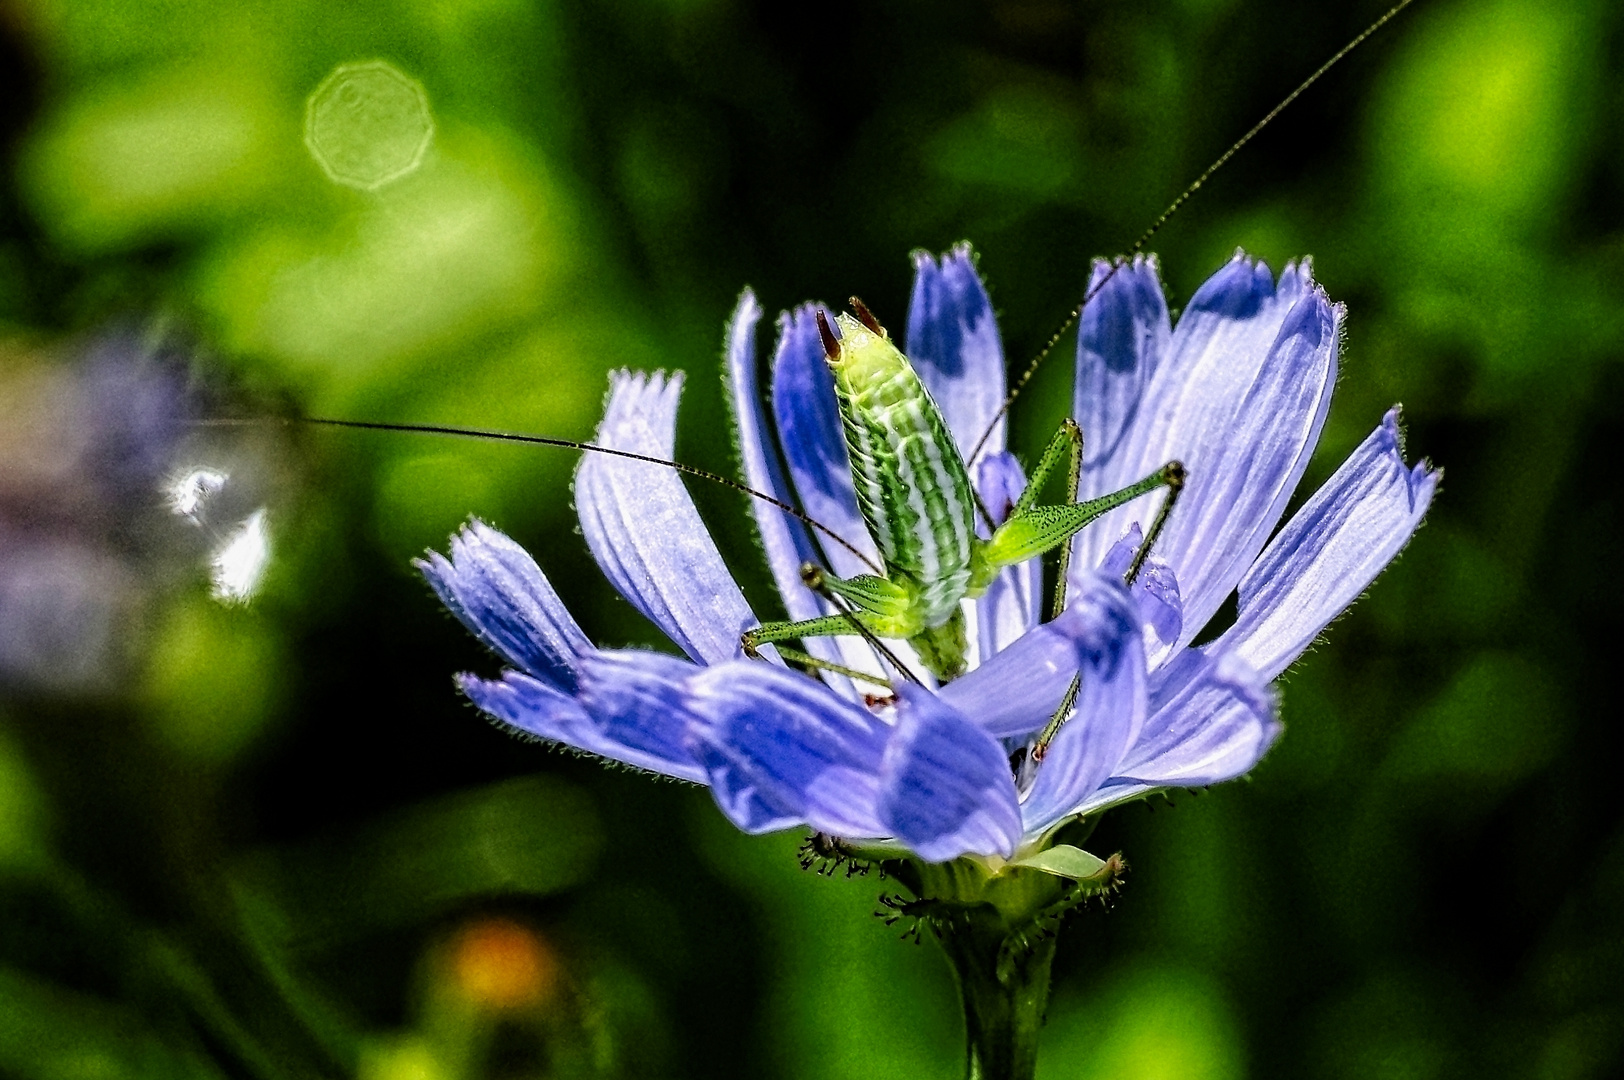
<box><xmin>418</xmin><ymin>521</ymin><xmax>591</xmax><ymax>690</ymax></box>
<box><xmin>1016</xmin><ymin>574</ymin><xmax>1148</xmax><ymax>834</ymax></box>
<box><xmin>684</xmin><ymin>661</ymin><xmax>889</xmax><ymax>838</ymax></box>
<box><xmin>905</xmin><ymin>244</ymin><xmax>1007</xmax><ymax>461</ymax></box>
<box><xmin>1116</xmin><ymin>648</ymin><xmax>1277</xmax><ymax>786</ymax></box>
<box><xmin>1217</xmin><ymin>408</ymin><xmax>1439</xmax><ymax>681</ymax></box>
<box><xmin>724</xmin><ymin>290</ymin><xmax>856</xmax><ymax>698</ymax></box>
<box><xmin>879</xmin><ymin>684</ymin><xmax>1022</xmax><ymax>861</ymax></box>
<box><xmin>575</xmin><ymin>371</ymin><xmax>763</xmax><ymax>666</ymax></box>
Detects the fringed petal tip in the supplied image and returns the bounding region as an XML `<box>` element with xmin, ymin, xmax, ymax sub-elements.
<box><xmin>595</xmin><ymin>368</ymin><xmax>685</xmax><ymax>453</ymax></box>
<box><xmin>906</xmin><ymin>242</ymin><xmax>1006</xmax><ymax>459</ymax></box>
<box><xmin>1379</xmin><ymin>405</ymin><xmax>1443</xmax><ymax>509</ymax></box>
<box><xmin>1086</xmin><ymin>252</ymin><xmax>1163</xmax><ymax>291</ymax></box>
<box><xmin>911</xmin><ymin>239</ymin><xmax>977</xmax><ymax>273</ymax></box>
<box><xmin>418</xmin><ymin>520</ymin><xmax>590</xmax><ymax>690</ymax></box>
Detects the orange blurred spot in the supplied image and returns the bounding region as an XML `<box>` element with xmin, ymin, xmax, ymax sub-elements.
<box><xmin>448</xmin><ymin>916</ymin><xmax>558</xmax><ymax>1010</ymax></box>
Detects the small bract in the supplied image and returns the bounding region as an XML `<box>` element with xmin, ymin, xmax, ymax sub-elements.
<box><xmin>304</xmin><ymin>61</ymin><xmax>433</xmax><ymax>191</ymax></box>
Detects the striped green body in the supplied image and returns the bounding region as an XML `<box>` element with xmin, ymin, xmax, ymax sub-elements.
<box><xmin>827</xmin><ymin>314</ymin><xmax>989</xmax><ymax>640</ymax></box>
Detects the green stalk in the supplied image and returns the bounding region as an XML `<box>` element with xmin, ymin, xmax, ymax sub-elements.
<box><xmin>889</xmin><ymin>848</ymin><xmax>1118</xmax><ymax>1080</ymax></box>
<box><xmin>936</xmin><ymin>909</ymin><xmax>1058</xmax><ymax>1080</ymax></box>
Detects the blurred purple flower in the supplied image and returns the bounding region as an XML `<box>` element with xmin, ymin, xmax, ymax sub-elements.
<box><xmin>423</xmin><ymin>248</ymin><xmax>1437</xmax><ymax>862</ymax></box>
<box><xmin>0</xmin><ymin>333</ymin><xmax>273</xmax><ymax>691</ymax></box>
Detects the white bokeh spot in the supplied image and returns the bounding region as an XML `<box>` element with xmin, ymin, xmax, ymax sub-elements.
<box><xmin>167</xmin><ymin>467</ymin><xmax>229</xmax><ymax>522</ymax></box>
<box><xmin>211</xmin><ymin>508</ymin><xmax>271</xmax><ymax>605</ymax></box>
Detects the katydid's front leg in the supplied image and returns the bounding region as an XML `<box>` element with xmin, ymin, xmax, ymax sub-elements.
<box><xmin>740</xmin><ymin>563</ymin><xmax>919</xmax><ymax>686</ymax></box>
<box><xmin>742</xmin><ymin>613</ymin><xmax>895</xmax><ymax>688</ymax></box>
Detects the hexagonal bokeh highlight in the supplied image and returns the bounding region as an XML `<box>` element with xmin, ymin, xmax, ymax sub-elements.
<box><xmin>304</xmin><ymin>61</ymin><xmax>433</xmax><ymax>190</ymax></box>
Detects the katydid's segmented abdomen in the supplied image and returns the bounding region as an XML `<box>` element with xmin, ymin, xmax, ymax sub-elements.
<box><xmin>825</xmin><ymin>312</ymin><xmax>979</xmax><ymax>629</ymax></box>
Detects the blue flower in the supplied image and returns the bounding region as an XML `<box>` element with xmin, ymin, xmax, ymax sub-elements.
<box><xmin>421</xmin><ymin>246</ymin><xmax>1437</xmax><ymax>863</ymax></box>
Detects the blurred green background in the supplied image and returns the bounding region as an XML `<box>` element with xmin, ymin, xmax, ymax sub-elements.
<box><xmin>1</xmin><ymin>0</ymin><xmax>1622</xmax><ymax>1076</ymax></box>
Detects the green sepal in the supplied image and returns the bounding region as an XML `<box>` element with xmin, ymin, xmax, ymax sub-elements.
<box><xmin>1008</xmin><ymin>845</ymin><xmax>1114</xmax><ymax>885</ymax></box>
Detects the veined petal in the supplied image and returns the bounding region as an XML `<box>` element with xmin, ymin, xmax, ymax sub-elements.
<box><xmin>1115</xmin><ymin>647</ymin><xmax>1279</xmax><ymax>786</ymax></box>
<box><xmin>879</xmin><ymin>684</ymin><xmax>1022</xmax><ymax>861</ymax></box>
<box><xmin>1095</xmin><ymin>523</ymin><xmax>1184</xmax><ymax>650</ymax></box>
<box><xmin>939</xmin><ymin>617</ymin><xmax>1081</xmax><ymax>739</ymax></box>
<box><xmin>576</xmin><ymin>371</ymin><xmax>761</xmax><ymax>666</ymax></box>
<box><xmin>454</xmin><ymin>669</ymin><xmax>686</xmax><ymax>784</ymax></box>
<box><xmin>942</xmin><ymin>574</ymin><xmax>1132</xmax><ymax>739</ymax></box>
<box><xmin>1071</xmin><ymin>255</ymin><xmax>1335</xmax><ymax>647</ymax></box>
<box><xmin>1072</xmin><ymin>256</ymin><xmax>1171</xmax><ymax>525</ymax></box>
<box><xmin>725</xmin><ymin>291</ymin><xmax>855</xmax><ymax>698</ymax></box>
<box><xmin>905</xmin><ymin>244</ymin><xmax>1007</xmax><ymax>461</ymax></box>
<box><xmin>418</xmin><ymin>521</ymin><xmax>591</xmax><ymax>690</ymax></box>
<box><xmin>1017</xmin><ymin>574</ymin><xmax>1148</xmax><ymax>834</ymax></box>
<box><xmin>1217</xmin><ymin>408</ymin><xmax>1439</xmax><ymax>680</ymax></box>
<box><xmin>684</xmin><ymin>661</ymin><xmax>888</xmax><ymax>838</ymax></box>
<box><xmin>577</xmin><ymin>650</ymin><xmax>708</xmax><ymax>783</ymax></box>
<box><xmin>1158</xmin><ymin>275</ymin><xmax>1340</xmax><ymax>652</ymax></box>
<box><xmin>771</xmin><ymin>304</ymin><xmax>879</xmax><ymax>581</ymax></box>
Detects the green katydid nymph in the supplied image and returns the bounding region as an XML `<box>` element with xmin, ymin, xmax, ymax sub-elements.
<box><xmin>739</xmin><ymin>298</ymin><xmax>1184</xmax><ymax>686</ymax></box>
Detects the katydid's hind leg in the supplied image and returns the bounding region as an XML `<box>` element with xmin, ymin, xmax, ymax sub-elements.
<box><xmin>981</xmin><ymin>459</ymin><xmax>1185</xmax><ymax>584</ymax></box>
<box><xmin>1122</xmin><ymin>460</ymin><xmax>1186</xmax><ymax>585</ymax></box>
<box><xmin>997</xmin><ymin>419</ymin><xmax>1086</xmax><ymax>618</ymax></box>
<box><xmin>1010</xmin><ymin>419</ymin><xmax>1084</xmax><ymax>520</ymax></box>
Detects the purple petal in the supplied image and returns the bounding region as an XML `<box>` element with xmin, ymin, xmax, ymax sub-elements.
<box><xmin>684</xmin><ymin>662</ymin><xmax>888</xmax><ymax>838</ymax></box>
<box><xmin>575</xmin><ymin>371</ymin><xmax>761</xmax><ymax>665</ymax></box>
<box><xmin>461</xmin><ymin>665</ymin><xmax>708</xmax><ymax>776</ymax></box>
<box><xmin>942</xmin><ymin>573</ymin><xmax>1135</xmax><ymax>739</ymax></box>
<box><xmin>576</xmin><ymin>650</ymin><xmax>708</xmax><ymax>783</ymax></box>
<box><xmin>1217</xmin><ymin>408</ymin><xmax>1439</xmax><ymax>681</ymax></box>
<box><xmin>1095</xmin><ymin>523</ymin><xmax>1184</xmax><ymax>650</ymax></box>
<box><xmin>878</xmin><ymin>684</ymin><xmax>1022</xmax><ymax>861</ymax></box>
<box><xmin>904</xmin><ymin>244</ymin><xmax>1007</xmax><ymax>460</ymax></box>
<box><xmin>1016</xmin><ymin>574</ymin><xmax>1148</xmax><ymax>834</ymax></box>
<box><xmin>1113</xmin><ymin>647</ymin><xmax>1279</xmax><ymax>786</ymax></box>
<box><xmin>456</xmin><ymin>669</ymin><xmax>636</xmax><ymax>767</ymax></box>
<box><xmin>1073</xmin><ymin>254</ymin><xmax>1171</xmax><ymax>477</ymax></box>
<box><xmin>1157</xmin><ymin>273</ymin><xmax>1339</xmax><ymax>652</ymax></box>
<box><xmin>1070</xmin><ymin>257</ymin><xmax>1336</xmax><ymax>632</ymax></box>
<box><xmin>725</xmin><ymin>291</ymin><xmax>855</xmax><ymax>696</ymax></box>
<box><xmin>418</xmin><ymin>521</ymin><xmax>591</xmax><ymax>690</ymax></box>
<box><xmin>770</xmin><ymin>304</ymin><xmax>879</xmax><ymax>581</ymax></box>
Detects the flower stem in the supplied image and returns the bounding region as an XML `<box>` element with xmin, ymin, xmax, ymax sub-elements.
<box><xmin>936</xmin><ymin>910</ymin><xmax>1058</xmax><ymax>1080</ymax></box>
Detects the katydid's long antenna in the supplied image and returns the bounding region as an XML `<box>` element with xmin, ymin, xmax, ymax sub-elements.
<box><xmin>196</xmin><ymin>415</ymin><xmax>883</xmax><ymax>574</ymax></box>
<box><xmin>963</xmin><ymin>0</ymin><xmax>1420</xmax><ymax>470</ymax></box>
